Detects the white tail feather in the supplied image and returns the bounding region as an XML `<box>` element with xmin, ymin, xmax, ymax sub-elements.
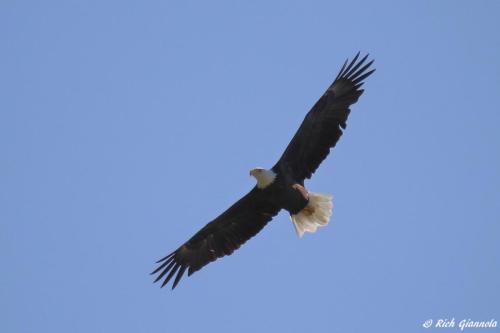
<box><xmin>290</xmin><ymin>192</ymin><xmax>333</xmax><ymax>238</ymax></box>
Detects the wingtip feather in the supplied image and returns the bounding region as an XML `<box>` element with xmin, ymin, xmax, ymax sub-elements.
<box><xmin>156</xmin><ymin>252</ymin><xmax>175</xmax><ymax>263</ymax></box>
<box><xmin>334</xmin><ymin>52</ymin><xmax>375</xmax><ymax>85</ymax></box>
<box><xmin>353</xmin><ymin>68</ymin><xmax>376</xmax><ymax>84</ymax></box>
<box><xmin>334</xmin><ymin>58</ymin><xmax>349</xmax><ymax>81</ymax></box>
<box><xmin>161</xmin><ymin>263</ymin><xmax>180</xmax><ymax>288</ymax></box>
<box><xmin>344</xmin><ymin>52</ymin><xmax>360</xmax><ymax>74</ymax></box>
<box><xmin>344</xmin><ymin>53</ymin><xmax>369</xmax><ymax>79</ymax></box>
<box><xmin>153</xmin><ymin>260</ymin><xmax>176</xmax><ymax>283</ymax></box>
<box><xmin>172</xmin><ymin>265</ymin><xmax>187</xmax><ymax>289</ymax></box>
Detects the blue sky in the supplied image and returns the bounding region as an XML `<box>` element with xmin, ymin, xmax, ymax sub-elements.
<box><xmin>1</xmin><ymin>1</ymin><xmax>499</xmax><ymax>332</ymax></box>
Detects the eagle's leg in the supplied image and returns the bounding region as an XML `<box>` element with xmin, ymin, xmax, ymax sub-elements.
<box><xmin>292</xmin><ymin>184</ymin><xmax>309</xmax><ymax>200</ymax></box>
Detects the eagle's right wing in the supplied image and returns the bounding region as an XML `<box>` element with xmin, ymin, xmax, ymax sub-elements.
<box><xmin>151</xmin><ymin>187</ymin><xmax>281</xmax><ymax>289</ymax></box>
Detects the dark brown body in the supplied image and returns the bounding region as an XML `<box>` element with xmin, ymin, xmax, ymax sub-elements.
<box><xmin>264</xmin><ymin>170</ymin><xmax>309</xmax><ymax>215</ymax></box>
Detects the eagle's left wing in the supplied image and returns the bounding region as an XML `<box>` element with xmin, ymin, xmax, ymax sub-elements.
<box><xmin>151</xmin><ymin>187</ymin><xmax>281</xmax><ymax>289</ymax></box>
<box><xmin>273</xmin><ymin>53</ymin><xmax>375</xmax><ymax>182</ymax></box>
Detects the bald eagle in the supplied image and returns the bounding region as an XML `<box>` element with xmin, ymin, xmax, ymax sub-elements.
<box><xmin>152</xmin><ymin>53</ymin><xmax>375</xmax><ymax>289</ymax></box>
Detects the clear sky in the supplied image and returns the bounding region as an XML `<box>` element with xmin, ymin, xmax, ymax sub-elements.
<box><xmin>1</xmin><ymin>1</ymin><xmax>499</xmax><ymax>332</ymax></box>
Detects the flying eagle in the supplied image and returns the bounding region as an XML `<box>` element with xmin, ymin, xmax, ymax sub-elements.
<box><xmin>152</xmin><ymin>53</ymin><xmax>375</xmax><ymax>289</ymax></box>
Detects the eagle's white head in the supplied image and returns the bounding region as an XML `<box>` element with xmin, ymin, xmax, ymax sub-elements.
<box><xmin>250</xmin><ymin>168</ymin><xmax>277</xmax><ymax>189</ymax></box>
